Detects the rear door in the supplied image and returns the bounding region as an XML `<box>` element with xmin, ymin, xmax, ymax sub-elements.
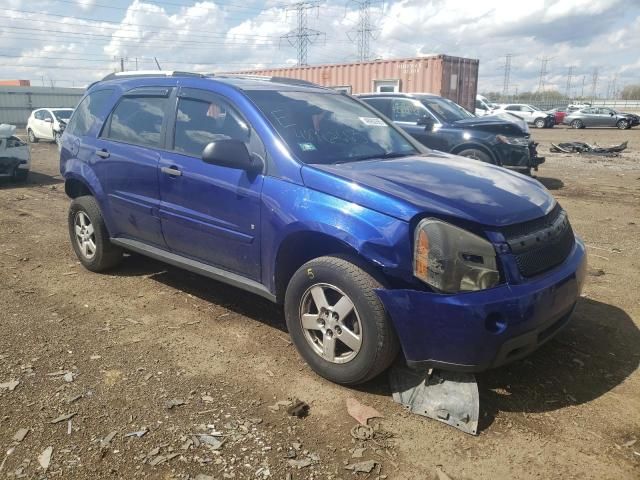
<box><xmin>158</xmin><ymin>87</ymin><xmax>264</xmax><ymax>280</ymax></box>
<box><xmin>94</xmin><ymin>87</ymin><xmax>171</xmax><ymax>247</ymax></box>
<box><xmin>580</xmin><ymin>108</ymin><xmax>599</xmax><ymax>126</ymax></box>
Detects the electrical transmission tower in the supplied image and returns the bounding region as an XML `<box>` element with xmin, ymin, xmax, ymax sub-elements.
<box><xmin>348</xmin><ymin>0</ymin><xmax>378</xmax><ymax>61</ymax></box>
<box><xmin>565</xmin><ymin>66</ymin><xmax>574</xmax><ymax>98</ymax></box>
<box><xmin>591</xmin><ymin>67</ymin><xmax>599</xmax><ymax>99</ymax></box>
<box><xmin>536</xmin><ymin>56</ymin><xmax>552</xmax><ymax>93</ymax></box>
<box><xmin>280</xmin><ymin>2</ymin><xmax>325</xmax><ymax>66</ymax></box>
<box><xmin>501</xmin><ymin>53</ymin><xmax>512</xmax><ymax>97</ymax></box>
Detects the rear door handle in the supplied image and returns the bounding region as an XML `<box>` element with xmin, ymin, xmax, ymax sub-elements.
<box><xmin>161</xmin><ymin>166</ymin><xmax>182</xmax><ymax>177</ymax></box>
<box><xmin>96</xmin><ymin>149</ymin><xmax>110</xmax><ymax>159</ymax></box>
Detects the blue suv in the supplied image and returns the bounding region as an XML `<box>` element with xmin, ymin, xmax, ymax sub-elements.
<box><xmin>60</xmin><ymin>72</ymin><xmax>587</xmax><ymax>385</ymax></box>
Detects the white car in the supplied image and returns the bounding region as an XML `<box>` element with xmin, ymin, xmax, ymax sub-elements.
<box><xmin>492</xmin><ymin>103</ymin><xmax>555</xmax><ymax>128</ymax></box>
<box><xmin>26</xmin><ymin>107</ymin><xmax>74</xmax><ymax>143</ymax></box>
<box><xmin>0</xmin><ymin>124</ymin><xmax>31</xmax><ymax>181</ymax></box>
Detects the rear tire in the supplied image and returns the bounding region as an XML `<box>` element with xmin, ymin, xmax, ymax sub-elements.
<box><xmin>571</xmin><ymin>120</ymin><xmax>584</xmax><ymax>129</ymax></box>
<box><xmin>68</xmin><ymin>195</ymin><xmax>122</xmax><ymax>272</ymax></box>
<box><xmin>27</xmin><ymin>129</ymin><xmax>38</xmax><ymax>143</ymax></box>
<box><xmin>284</xmin><ymin>255</ymin><xmax>399</xmax><ymax>385</ymax></box>
<box><xmin>534</xmin><ymin>118</ymin><xmax>546</xmax><ymax>129</ymax></box>
<box><xmin>457</xmin><ymin>148</ymin><xmax>493</xmax><ymax>164</ymax></box>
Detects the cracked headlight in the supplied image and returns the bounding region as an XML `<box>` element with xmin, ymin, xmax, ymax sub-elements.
<box><xmin>496</xmin><ymin>135</ymin><xmax>530</xmax><ymax>147</ymax></box>
<box><xmin>413</xmin><ymin>219</ymin><xmax>499</xmax><ymax>293</ymax></box>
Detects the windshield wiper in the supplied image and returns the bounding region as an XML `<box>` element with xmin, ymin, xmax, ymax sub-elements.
<box><xmin>335</xmin><ymin>152</ymin><xmax>415</xmax><ymax>164</ymax></box>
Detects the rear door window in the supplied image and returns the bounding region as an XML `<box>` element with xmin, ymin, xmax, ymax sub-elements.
<box><xmin>362</xmin><ymin>98</ymin><xmax>392</xmax><ymax>117</ymax></box>
<box><xmin>104</xmin><ymin>95</ymin><xmax>169</xmax><ymax>148</ymax></box>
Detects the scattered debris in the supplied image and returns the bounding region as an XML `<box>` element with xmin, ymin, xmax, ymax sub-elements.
<box><xmin>436</xmin><ymin>466</ymin><xmax>454</xmax><ymax>480</ymax></box>
<box><xmin>195</xmin><ymin>475</ymin><xmax>215</xmax><ymax>480</ymax></box>
<box><xmin>165</xmin><ymin>398</ymin><xmax>186</xmax><ymax>409</ymax></box>
<box><xmin>12</xmin><ymin>428</ymin><xmax>29</xmax><ymax>442</ymax></box>
<box><xmin>268</xmin><ymin>400</ymin><xmax>292</xmax><ymax>412</ymax></box>
<box><xmin>124</xmin><ymin>427</ymin><xmax>149</xmax><ymax>438</ymax></box>
<box><xmin>345</xmin><ymin>459</ymin><xmax>378</xmax><ymax>473</ymax></box>
<box><xmin>588</xmin><ymin>268</ymin><xmax>606</xmax><ymax>277</ymax></box>
<box><xmin>623</xmin><ymin>439</ymin><xmax>637</xmax><ymax>448</ymax></box>
<box><xmin>390</xmin><ymin>364</ymin><xmax>479</xmax><ymax>435</ymax></box>
<box><xmin>0</xmin><ymin>379</ymin><xmax>20</xmax><ymax>391</ymax></box>
<box><xmin>287</xmin><ymin>399</ymin><xmax>310</xmax><ymax>418</ymax></box>
<box><xmin>63</xmin><ymin>372</ymin><xmax>75</xmax><ymax>383</ymax></box>
<box><xmin>100</xmin><ymin>431</ymin><xmax>118</xmax><ymax>449</ymax></box>
<box><xmin>287</xmin><ymin>457</ymin><xmax>313</xmax><ymax>469</ymax></box>
<box><xmin>351</xmin><ymin>447</ymin><xmax>366</xmax><ymax>458</ymax></box>
<box><xmin>51</xmin><ymin>412</ymin><xmax>76</xmax><ymax>424</ymax></box>
<box><xmin>195</xmin><ymin>434</ymin><xmax>224</xmax><ymax>450</ymax></box>
<box><xmin>550</xmin><ymin>141</ymin><xmax>627</xmax><ymax>156</ymax></box>
<box><xmin>346</xmin><ymin>397</ymin><xmax>383</xmax><ymax>425</ymax></box>
<box><xmin>350</xmin><ymin>424</ymin><xmax>375</xmax><ymax>441</ymax></box>
<box><xmin>0</xmin><ymin>447</ymin><xmax>15</xmax><ymax>473</ymax></box>
<box><xmin>38</xmin><ymin>446</ymin><xmax>53</xmax><ymax>472</ymax></box>
<box><xmin>149</xmin><ymin>453</ymin><xmax>180</xmax><ymax>466</ymax></box>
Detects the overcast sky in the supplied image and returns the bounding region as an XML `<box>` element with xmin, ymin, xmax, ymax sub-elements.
<box><xmin>2</xmin><ymin>0</ymin><xmax>639</xmax><ymax>97</ymax></box>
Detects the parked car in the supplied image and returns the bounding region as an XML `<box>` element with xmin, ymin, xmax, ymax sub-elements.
<box><xmin>27</xmin><ymin>107</ymin><xmax>74</xmax><ymax>144</ymax></box>
<box><xmin>358</xmin><ymin>92</ymin><xmax>544</xmax><ymax>175</ymax></box>
<box><xmin>546</xmin><ymin>107</ymin><xmax>567</xmax><ymax>125</ymax></box>
<box><xmin>475</xmin><ymin>95</ymin><xmax>493</xmax><ymax>116</ymax></box>
<box><xmin>60</xmin><ymin>72</ymin><xmax>586</xmax><ymax>385</ymax></box>
<box><xmin>492</xmin><ymin>104</ymin><xmax>555</xmax><ymax>128</ymax></box>
<box><xmin>567</xmin><ymin>103</ymin><xmax>590</xmax><ymax>112</ymax></box>
<box><xmin>563</xmin><ymin>107</ymin><xmax>640</xmax><ymax>129</ymax></box>
<box><xmin>0</xmin><ymin>124</ymin><xmax>30</xmax><ymax>181</ymax></box>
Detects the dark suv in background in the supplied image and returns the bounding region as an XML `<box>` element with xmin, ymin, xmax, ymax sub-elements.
<box><xmin>358</xmin><ymin>93</ymin><xmax>544</xmax><ymax>176</ymax></box>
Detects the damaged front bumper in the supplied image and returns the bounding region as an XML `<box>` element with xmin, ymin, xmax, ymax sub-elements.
<box><xmin>377</xmin><ymin>238</ymin><xmax>587</xmax><ymax>372</ymax></box>
<box><xmin>495</xmin><ymin>140</ymin><xmax>545</xmax><ymax>173</ymax></box>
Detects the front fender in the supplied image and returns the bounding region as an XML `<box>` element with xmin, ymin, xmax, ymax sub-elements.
<box><xmin>260</xmin><ymin>176</ymin><xmax>413</xmax><ymax>293</ymax></box>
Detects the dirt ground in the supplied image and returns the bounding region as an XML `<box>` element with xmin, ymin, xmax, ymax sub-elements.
<box><xmin>1</xmin><ymin>126</ymin><xmax>639</xmax><ymax>480</ymax></box>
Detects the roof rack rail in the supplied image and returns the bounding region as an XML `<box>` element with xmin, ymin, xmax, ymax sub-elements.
<box><xmin>218</xmin><ymin>74</ymin><xmax>324</xmax><ymax>89</ymax></box>
<box><xmin>100</xmin><ymin>71</ymin><xmax>213</xmax><ymax>82</ymax></box>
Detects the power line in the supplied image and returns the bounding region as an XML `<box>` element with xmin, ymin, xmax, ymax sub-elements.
<box><xmin>591</xmin><ymin>67</ymin><xmax>599</xmax><ymax>100</ymax></box>
<box><xmin>280</xmin><ymin>2</ymin><xmax>325</xmax><ymax>66</ymax></box>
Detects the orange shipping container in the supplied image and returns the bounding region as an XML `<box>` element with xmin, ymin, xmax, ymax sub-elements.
<box><xmin>0</xmin><ymin>80</ymin><xmax>31</xmax><ymax>86</ymax></box>
<box><xmin>230</xmin><ymin>55</ymin><xmax>479</xmax><ymax>112</ymax></box>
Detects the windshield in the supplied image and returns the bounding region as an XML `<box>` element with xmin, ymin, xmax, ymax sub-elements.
<box><xmin>419</xmin><ymin>96</ymin><xmax>474</xmax><ymax>122</ymax></box>
<box><xmin>245</xmin><ymin>90</ymin><xmax>418</xmax><ymax>164</ymax></box>
<box><xmin>53</xmin><ymin>109</ymin><xmax>73</xmax><ymax>121</ymax></box>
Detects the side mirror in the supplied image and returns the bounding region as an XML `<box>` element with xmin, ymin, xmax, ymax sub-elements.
<box><xmin>202</xmin><ymin>139</ymin><xmax>263</xmax><ymax>175</ymax></box>
<box><xmin>417</xmin><ymin>115</ymin><xmax>434</xmax><ymax>130</ymax></box>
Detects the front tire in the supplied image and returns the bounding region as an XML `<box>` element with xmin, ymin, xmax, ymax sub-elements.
<box><xmin>68</xmin><ymin>196</ymin><xmax>122</xmax><ymax>272</ymax></box>
<box><xmin>571</xmin><ymin>120</ymin><xmax>584</xmax><ymax>129</ymax></box>
<box><xmin>457</xmin><ymin>148</ymin><xmax>493</xmax><ymax>164</ymax></box>
<box><xmin>534</xmin><ymin>118</ymin><xmax>546</xmax><ymax>129</ymax></box>
<box><xmin>617</xmin><ymin>119</ymin><xmax>630</xmax><ymax>130</ymax></box>
<box><xmin>27</xmin><ymin>129</ymin><xmax>38</xmax><ymax>143</ymax></box>
<box><xmin>284</xmin><ymin>255</ymin><xmax>399</xmax><ymax>385</ymax></box>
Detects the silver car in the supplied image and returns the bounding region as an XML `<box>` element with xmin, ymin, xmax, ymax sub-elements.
<box><xmin>563</xmin><ymin>107</ymin><xmax>639</xmax><ymax>129</ymax></box>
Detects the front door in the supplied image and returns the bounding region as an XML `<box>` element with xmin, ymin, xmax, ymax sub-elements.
<box><xmin>390</xmin><ymin>98</ymin><xmax>447</xmax><ymax>150</ymax></box>
<box><xmin>158</xmin><ymin>88</ymin><xmax>264</xmax><ymax>280</ymax></box>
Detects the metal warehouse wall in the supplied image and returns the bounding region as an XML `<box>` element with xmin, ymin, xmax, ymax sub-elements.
<box><xmin>231</xmin><ymin>55</ymin><xmax>479</xmax><ymax>111</ymax></box>
<box><xmin>0</xmin><ymin>86</ymin><xmax>84</xmax><ymax>126</ymax></box>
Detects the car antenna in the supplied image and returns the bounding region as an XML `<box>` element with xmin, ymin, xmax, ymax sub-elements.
<box><xmin>154</xmin><ymin>57</ymin><xmax>162</xmax><ymax>70</ymax></box>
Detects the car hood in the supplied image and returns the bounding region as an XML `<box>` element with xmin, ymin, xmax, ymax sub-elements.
<box><xmin>301</xmin><ymin>152</ymin><xmax>555</xmax><ymax>226</ymax></box>
<box><xmin>452</xmin><ymin>113</ymin><xmax>528</xmax><ymax>135</ymax></box>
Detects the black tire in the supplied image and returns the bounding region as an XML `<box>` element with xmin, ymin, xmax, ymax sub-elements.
<box><xmin>27</xmin><ymin>129</ymin><xmax>38</xmax><ymax>143</ymax></box>
<box><xmin>68</xmin><ymin>195</ymin><xmax>122</xmax><ymax>272</ymax></box>
<box><xmin>457</xmin><ymin>148</ymin><xmax>493</xmax><ymax>164</ymax></box>
<box><xmin>534</xmin><ymin>118</ymin><xmax>546</xmax><ymax>129</ymax></box>
<box><xmin>12</xmin><ymin>168</ymin><xmax>28</xmax><ymax>182</ymax></box>
<box><xmin>616</xmin><ymin>119</ymin><xmax>630</xmax><ymax>130</ymax></box>
<box><xmin>571</xmin><ymin>119</ymin><xmax>584</xmax><ymax>129</ymax></box>
<box><xmin>284</xmin><ymin>255</ymin><xmax>399</xmax><ymax>385</ymax></box>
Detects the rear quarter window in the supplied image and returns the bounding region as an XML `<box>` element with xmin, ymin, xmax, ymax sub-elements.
<box><xmin>66</xmin><ymin>89</ymin><xmax>114</xmax><ymax>137</ymax></box>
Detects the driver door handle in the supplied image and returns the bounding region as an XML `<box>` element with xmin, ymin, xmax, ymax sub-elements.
<box><xmin>161</xmin><ymin>166</ymin><xmax>182</xmax><ymax>177</ymax></box>
<box><xmin>96</xmin><ymin>149</ymin><xmax>110</xmax><ymax>158</ymax></box>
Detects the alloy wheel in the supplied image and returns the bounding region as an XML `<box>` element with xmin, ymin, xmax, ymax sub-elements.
<box><xmin>299</xmin><ymin>283</ymin><xmax>362</xmax><ymax>364</ymax></box>
<box><xmin>74</xmin><ymin>211</ymin><xmax>97</xmax><ymax>260</ymax></box>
